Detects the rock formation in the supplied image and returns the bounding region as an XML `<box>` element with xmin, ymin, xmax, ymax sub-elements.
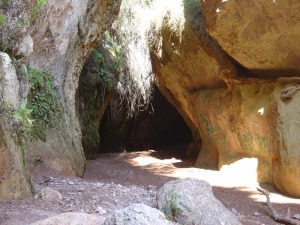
<box><xmin>103</xmin><ymin>203</ymin><xmax>177</xmax><ymax>225</ymax></box>
<box><xmin>149</xmin><ymin>0</ymin><xmax>300</xmax><ymax>197</ymax></box>
<box><xmin>0</xmin><ymin>0</ymin><xmax>121</xmax><ymax>199</ymax></box>
<box><xmin>0</xmin><ymin>52</ymin><xmax>33</xmax><ymax>200</ymax></box>
<box><xmin>31</xmin><ymin>212</ymin><xmax>106</xmax><ymax>225</ymax></box>
<box><xmin>157</xmin><ymin>178</ymin><xmax>241</xmax><ymax>225</ymax></box>
<box><xmin>26</xmin><ymin>0</ymin><xmax>121</xmax><ymax>176</ymax></box>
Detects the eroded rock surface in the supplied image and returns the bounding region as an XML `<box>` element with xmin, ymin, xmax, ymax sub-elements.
<box><xmin>31</xmin><ymin>212</ymin><xmax>106</xmax><ymax>225</ymax></box>
<box><xmin>25</xmin><ymin>0</ymin><xmax>121</xmax><ymax>176</ymax></box>
<box><xmin>0</xmin><ymin>53</ymin><xmax>32</xmax><ymax>200</ymax></box>
<box><xmin>157</xmin><ymin>178</ymin><xmax>241</xmax><ymax>225</ymax></box>
<box><xmin>103</xmin><ymin>203</ymin><xmax>176</xmax><ymax>225</ymax></box>
<box><xmin>200</xmin><ymin>0</ymin><xmax>300</xmax><ymax>74</ymax></box>
<box><xmin>150</xmin><ymin>0</ymin><xmax>300</xmax><ymax>197</ymax></box>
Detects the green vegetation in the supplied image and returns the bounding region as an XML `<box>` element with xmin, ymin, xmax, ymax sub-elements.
<box><xmin>93</xmin><ymin>49</ymin><xmax>113</xmax><ymax>87</ymax></box>
<box><xmin>28</xmin><ymin>68</ymin><xmax>61</xmax><ymax>141</ymax></box>
<box><xmin>31</xmin><ymin>0</ymin><xmax>46</xmax><ymax>21</ymax></box>
<box><xmin>92</xmin><ymin>34</ymin><xmax>123</xmax><ymax>88</ymax></box>
<box><xmin>14</xmin><ymin>99</ymin><xmax>34</xmax><ymax>130</ymax></box>
<box><xmin>0</xmin><ymin>14</ymin><xmax>6</xmax><ymax>26</ymax></box>
<box><xmin>162</xmin><ymin>199</ymin><xmax>179</xmax><ymax>221</ymax></box>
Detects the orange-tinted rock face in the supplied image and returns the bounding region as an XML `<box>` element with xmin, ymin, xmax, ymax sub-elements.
<box><xmin>200</xmin><ymin>0</ymin><xmax>300</xmax><ymax>74</ymax></box>
<box><xmin>151</xmin><ymin>0</ymin><xmax>300</xmax><ymax>197</ymax></box>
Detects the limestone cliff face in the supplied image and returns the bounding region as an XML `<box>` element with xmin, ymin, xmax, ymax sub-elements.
<box><xmin>150</xmin><ymin>0</ymin><xmax>300</xmax><ymax>197</ymax></box>
<box><xmin>26</xmin><ymin>0</ymin><xmax>121</xmax><ymax>176</ymax></box>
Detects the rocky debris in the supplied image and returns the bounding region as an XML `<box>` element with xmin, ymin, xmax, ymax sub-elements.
<box><xmin>35</xmin><ymin>187</ymin><xmax>62</xmax><ymax>203</ymax></box>
<box><xmin>293</xmin><ymin>214</ymin><xmax>300</xmax><ymax>220</ymax></box>
<box><xmin>30</xmin><ymin>212</ymin><xmax>105</xmax><ymax>225</ymax></box>
<box><xmin>157</xmin><ymin>178</ymin><xmax>241</xmax><ymax>225</ymax></box>
<box><xmin>231</xmin><ymin>208</ymin><xmax>238</xmax><ymax>216</ymax></box>
<box><xmin>95</xmin><ymin>206</ymin><xmax>107</xmax><ymax>215</ymax></box>
<box><xmin>253</xmin><ymin>212</ymin><xmax>260</xmax><ymax>217</ymax></box>
<box><xmin>32</xmin><ymin>175</ymin><xmax>157</xmax><ymax>216</ymax></box>
<box><xmin>103</xmin><ymin>203</ymin><xmax>176</xmax><ymax>225</ymax></box>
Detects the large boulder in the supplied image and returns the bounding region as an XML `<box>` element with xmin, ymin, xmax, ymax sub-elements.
<box><xmin>157</xmin><ymin>178</ymin><xmax>241</xmax><ymax>225</ymax></box>
<box><xmin>200</xmin><ymin>0</ymin><xmax>300</xmax><ymax>74</ymax></box>
<box><xmin>30</xmin><ymin>212</ymin><xmax>106</xmax><ymax>225</ymax></box>
<box><xmin>103</xmin><ymin>203</ymin><xmax>176</xmax><ymax>225</ymax></box>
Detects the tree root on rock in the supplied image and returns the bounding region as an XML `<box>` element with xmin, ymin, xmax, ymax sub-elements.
<box><xmin>256</xmin><ymin>187</ymin><xmax>300</xmax><ymax>225</ymax></box>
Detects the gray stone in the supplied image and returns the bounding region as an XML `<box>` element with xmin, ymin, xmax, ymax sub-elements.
<box><xmin>30</xmin><ymin>212</ymin><xmax>105</xmax><ymax>225</ymax></box>
<box><xmin>294</xmin><ymin>214</ymin><xmax>300</xmax><ymax>220</ymax></box>
<box><xmin>157</xmin><ymin>178</ymin><xmax>241</xmax><ymax>225</ymax></box>
<box><xmin>231</xmin><ymin>208</ymin><xmax>238</xmax><ymax>215</ymax></box>
<box><xmin>17</xmin><ymin>34</ymin><xmax>33</xmax><ymax>57</ymax></box>
<box><xmin>35</xmin><ymin>187</ymin><xmax>62</xmax><ymax>203</ymax></box>
<box><xmin>0</xmin><ymin>52</ymin><xmax>20</xmax><ymax>110</ymax></box>
<box><xmin>95</xmin><ymin>206</ymin><xmax>107</xmax><ymax>215</ymax></box>
<box><xmin>103</xmin><ymin>203</ymin><xmax>176</xmax><ymax>225</ymax></box>
<box><xmin>253</xmin><ymin>212</ymin><xmax>260</xmax><ymax>217</ymax></box>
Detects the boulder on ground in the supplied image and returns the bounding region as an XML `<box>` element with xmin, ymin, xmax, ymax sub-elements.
<box><xmin>35</xmin><ymin>187</ymin><xmax>62</xmax><ymax>203</ymax></box>
<box><xmin>157</xmin><ymin>178</ymin><xmax>241</xmax><ymax>225</ymax></box>
<box><xmin>30</xmin><ymin>212</ymin><xmax>105</xmax><ymax>225</ymax></box>
<box><xmin>103</xmin><ymin>203</ymin><xmax>177</xmax><ymax>225</ymax></box>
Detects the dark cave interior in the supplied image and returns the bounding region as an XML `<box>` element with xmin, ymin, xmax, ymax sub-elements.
<box><xmin>98</xmin><ymin>86</ymin><xmax>193</xmax><ymax>156</ymax></box>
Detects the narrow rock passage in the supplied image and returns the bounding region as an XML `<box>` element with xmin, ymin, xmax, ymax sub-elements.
<box><xmin>0</xmin><ymin>149</ymin><xmax>299</xmax><ymax>225</ymax></box>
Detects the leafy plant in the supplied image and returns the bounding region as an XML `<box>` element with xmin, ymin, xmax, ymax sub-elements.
<box><xmin>14</xmin><ymin>99</ymin><xmax>34</xmax><ymax>129</ymax></box>
<box><xmin>93</xmin><ymin>49</ymin><xmax>114</xmax><ymax>87</ymax></box>
<box><xmin>28</xmin><ymin>67</ymin><xmax>61</xmax><ymax>141</ymax></box>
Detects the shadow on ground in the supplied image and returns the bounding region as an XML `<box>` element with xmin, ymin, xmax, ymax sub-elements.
<box><xmin>84</xmin><ymin>148</ymin><xmax>300</xmax><ymax>225</ymax></box>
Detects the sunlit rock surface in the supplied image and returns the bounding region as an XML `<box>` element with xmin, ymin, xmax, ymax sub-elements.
<box><xmin>200</xmin><ymin>0</ymin><xmax>300</xmax><ymax>75</ymax></box>
<box><xmin>150</xmin><ymin>0</ymin><xmax>300</xmax><ymax>197</ymax></box>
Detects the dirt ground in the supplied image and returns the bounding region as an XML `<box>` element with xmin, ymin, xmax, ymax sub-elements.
<box><xmin>0</xmin><ymin>148</ymin><xmax>300</xmax><ymax>225</ymax></box>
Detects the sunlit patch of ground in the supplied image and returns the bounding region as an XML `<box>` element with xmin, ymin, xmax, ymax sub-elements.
<box><xmin>129</xmin><ymin>150</ymin><xmax>300</xmax><ymax>205</ymax></box>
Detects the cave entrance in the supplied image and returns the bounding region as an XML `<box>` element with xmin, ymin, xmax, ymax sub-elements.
<box><xmin>98</xmin><ymin>86</ymin><xmax>193</xmax><ymax>159</ymax></box>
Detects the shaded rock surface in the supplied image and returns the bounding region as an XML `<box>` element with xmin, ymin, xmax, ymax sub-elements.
<box><xmin>30</xmin><ymin>212</ymin><xmax>105</xmax><ymax>225</ymax></box>
<box><xmin>0</xmin><ymin>52</ymin><xmax>32</xmax><ymax>200</ymax></box>
<box><xmin>157</xmin><ymin>178</ymin><xmax>241</xmax><ymax>225</ymax></box>
<box><xmin>26</xmin><ymin>0</ymin><xmax>122</xmax><ymax>176</ymax></box>
<box><xmin>103</xmin><ymin>203</ymin><xmax>176</xmax><ymax>225</ymax></box>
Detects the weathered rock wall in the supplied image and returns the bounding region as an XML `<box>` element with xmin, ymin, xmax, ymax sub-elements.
<box><xmin>150</xmin><ymin>0</ymin><xmax>300</xmax><ymax>197</ymax></box>
<box><xmin>200</xmin><ymin>0</ymin><xmax>300</xmax><ymax>75</ymax></box>
<box><xmin>0</xmin><ymin>0</ymin><xmax>121</xmax><ymax>199</ymax></box>
<box><xmin>0</xmin><ymin>53</ymin><xmax>32</xmax><ymax>199</ymax></box>
<box><xmin>25</xmin><ymin>0</ymin><xmax>121</xmax><ymax>176</ymax></box>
